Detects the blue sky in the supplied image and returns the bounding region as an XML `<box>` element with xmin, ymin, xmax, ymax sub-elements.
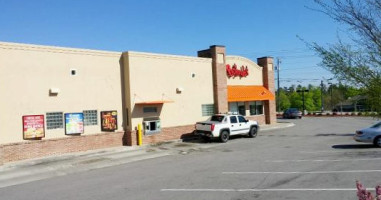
<box><xmin>0</xmin><ymin>0</ymin><xmax>346</xmax><ymax>87</ymax></box>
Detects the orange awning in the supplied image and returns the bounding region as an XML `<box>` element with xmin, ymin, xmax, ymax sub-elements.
<box><xmin>135</xmin><ymin>100</ymin><xmax>174</xmax><ymax>105</ymax></box>
<box><xmin>228</xmin><ymin>86</ymin><xmax>275</xmax><ymax>102</ymax></box>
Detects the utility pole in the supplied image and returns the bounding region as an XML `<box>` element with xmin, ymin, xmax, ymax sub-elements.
<box><xmin>320</xmin><ymin>80</ymin><xmax>324</xmax><ymax>112</ymax></box>
<box><xmin>276</xmin><ymin>58</ymin><xmax>281</xmax><ymax>113</ymax></box>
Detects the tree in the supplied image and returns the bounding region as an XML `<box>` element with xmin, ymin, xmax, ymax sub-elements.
<box><xmin>311</xmin><ymin>87</ymin><xmax>322</xmax><ymax>111</ymax></box>
<box><xmin>289</xmin><ymin>92</ymin><xmax>303</xmax><ymax>109</ymax></box>
<box><xmin>310</xmin><ymin>0</ymin><xmax>381</xmax><ymax>112</ymax></box>
<box><xmin>278</xmin><ymin>90</ymin><xmax>291</xmax><ymax>111</ymax></box>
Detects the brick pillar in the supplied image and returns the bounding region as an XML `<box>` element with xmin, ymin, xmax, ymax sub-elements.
<box><xmin>257</xmin><ymin>57</ymin><xmax>276</xmax><ymax>124</ymax></box>
<box><xmin>198</xmin><ymin>45</ymin><xmax>228</xmax><ymax>114</ymax></box>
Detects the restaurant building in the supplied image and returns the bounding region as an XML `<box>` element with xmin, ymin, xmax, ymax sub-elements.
<box><xmin>0</xmin><ymin>42</ymin><xmax>276</xmax><ymax>164</ymax></box>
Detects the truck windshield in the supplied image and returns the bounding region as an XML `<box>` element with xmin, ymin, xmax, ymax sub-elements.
<box><xmin>209</xmin><ymin>115</ymin><xmax>225</xmax><ymax>122</ymax></box>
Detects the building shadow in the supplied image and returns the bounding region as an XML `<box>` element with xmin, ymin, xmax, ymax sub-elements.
<box><xmin>332</xmin><ymin>144</ymin><xmax>376</xmax><ymax>149</ymax></box>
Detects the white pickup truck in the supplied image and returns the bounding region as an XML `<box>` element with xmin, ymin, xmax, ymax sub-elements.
<box><xmin>195</xmin><ymin>114</ymin><xmax>259</xmax><ymax>143</ymax></box>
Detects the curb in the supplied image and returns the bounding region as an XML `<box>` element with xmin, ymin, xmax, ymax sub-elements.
<box><xmin>260</xmin><ymin>122</ymin><xmax>295</xmax><ymax>132</ymax></box>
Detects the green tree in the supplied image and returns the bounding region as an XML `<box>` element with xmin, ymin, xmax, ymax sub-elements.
<box><xmin>310</xmin><ymin>0</ymin><xmax>381</xmax><ymax>112</ymax></box>
<box><xmin>290</xmin><ymin>92</ymin><xmax>303</xmax><ymax>109</ymax></box>
<box><xmin>304</xmin><ymin>91</ymin><xmax>316</xmax><ymax>111</ymax></box>
<box><xmin>278</xmin><ymin>90</ymin><xmax>291</xmax><ymax>111</ymax></box>
<box><xmin>311</xmin><ymin>86</ymin><xmax>322</xmax><ymax>111</ymax></box>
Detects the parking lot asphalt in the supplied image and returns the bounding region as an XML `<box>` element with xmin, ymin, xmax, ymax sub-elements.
<box><xmin>0</xmin><ymin>121</ymin><xmax>294</xmax><ymax>189</ymax></box>
<box><xmin>0</xmin><ymin>117</ymin><xmax>380</xmax><ymax>200</ymax></box>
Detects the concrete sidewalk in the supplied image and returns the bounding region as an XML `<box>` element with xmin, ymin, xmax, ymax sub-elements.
<box><xmin>0</xmin><ymin>121</ymin><xmax>294</xmax><ymax>188</ymax></box>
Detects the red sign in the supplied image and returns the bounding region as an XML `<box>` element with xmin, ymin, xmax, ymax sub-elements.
<box><xmin>226</xmin><ymin>64</ymin><xmax>249</xmax><ymax>78</ymax></box>
<box><xmin>23</xmin><ymin>115</ymin><xmax>45</xmax><ymax>139</ymax></box>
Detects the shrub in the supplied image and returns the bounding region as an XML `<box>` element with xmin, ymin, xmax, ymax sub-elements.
<box><xmin>356</xmin><ymin>180</ymin><xmax>381</xmax><ymax>200</ymax></box>
<box><xmin>358</xmin><ymin>112</ymin><xmax>363</xmax><ymax>116</ymax></box>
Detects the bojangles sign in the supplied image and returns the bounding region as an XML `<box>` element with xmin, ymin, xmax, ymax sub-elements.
<box><xmin>226</xmin><ymin>64</ymin><xmax>249</xmax><ymax>78</ymax></box>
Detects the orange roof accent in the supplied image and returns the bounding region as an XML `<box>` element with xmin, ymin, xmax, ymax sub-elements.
<box><xmin>228</xmin><ymin>86</ymin><xmax>275</xmax><ymax>102</ymax></box>
<box><xmin>135</xmin><ymin>100</ymin><xmax>174</xmax><ymax>105</ymax></box>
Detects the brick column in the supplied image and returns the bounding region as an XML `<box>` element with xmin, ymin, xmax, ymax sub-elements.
<box><xmin>198</xmin><ymin>45</ymin><xmax>228</xmax><ymax>114</ymax></box>
<box><xmin>257</xmin><ymin>57</ymin><xmax>276</xmax><ymax>124</ymax></box>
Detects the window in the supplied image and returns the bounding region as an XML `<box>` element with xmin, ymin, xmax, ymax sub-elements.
<box><xmin>229</xmin><ymin>102</ymin><xmax>238</xmax><ymax>114</ymax></box>
<box><xmin>202</xmin><ymin>104</ymin><xmax>215</xmax><ymax>116</ymax></box>
<box><xmin>230</xmin><ymin>116</ymin><xmax>238</xmax><ymax>123</ymax></box>
<box><xmin>371</xmin><ymin>122</ymin><xmax>381</xmax><ymax>128</ymax></box>
<box><xmin>238</xmin><ymin>102</ymin><xmax>245</xmax><ymax>116</ymax></box>
<box><xmin>238</xmin><ymin>116</ymin><xmax>247</xmax><ymax>123</ymax></box>
<box><xmin>143</xmin><ymin>107</ymin><xmax>157</xmax><ymax>113</ymax></box>
<box><xmin>229</xmin><ymin>102</ymin><xmax>245</xmax><ymax>116</ymax></box>
<box><xmin>210</xmin><ymin>115</ymin><xmax>225</xmax><ymax>122</ymax></box>
<box><xmin>144</xmin><ymin>120</ymin><xmax>161</xmax><ymax>135</ymax></box>
<box><xmin>83</xmin><ymin>110</ymin><xmax>97</xmax><ymax>126</ymax></box>
<box><xmin>249</xmin><ymin>101</ymin><xmax>264</xmax><ymax>115</ymax></box>
<box><xmin>46</xmin><ymin>112</ymin><xmax>63</xmax><ymax>129</ymax></box>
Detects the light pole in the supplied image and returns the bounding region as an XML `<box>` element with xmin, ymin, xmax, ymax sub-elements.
<box><xmin>276</xmin><ymin>58</ymin><xmax>281</xmax><ymax>113</ymax></box>
<box><xmin>320</xmin><ymin>80</ymin><xmax>324</xmax><ymax>112</ymax></box>
<box><xmin>328</xmin><ymin>83</ymin><xmax>333</xmax><ymax>111</ymax></box>
<box><xmin>297</xmin><ymin>89</ymin><xmax>309</xmax><ymax>115</ymax></box>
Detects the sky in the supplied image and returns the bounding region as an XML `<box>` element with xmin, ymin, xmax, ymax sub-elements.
<box><xmin>0</xmin><ymin>0</ymin><xmax>348</xmax><ymax>88</ymax></box>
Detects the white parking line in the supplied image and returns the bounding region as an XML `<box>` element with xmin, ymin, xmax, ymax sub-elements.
<box><xmin>266</xmin><ymin>158</ymin><xmax>381</xmax><ymax>162</ymax></box>
<box><xmin>222</xmin><ymin>170</ymin><xmax>381</xmax><ymax>174</ymax></box>
<box><xmin>161</xmin><ymin>188</ymin><xmax>374</xmax><ymax>192</ymax></box>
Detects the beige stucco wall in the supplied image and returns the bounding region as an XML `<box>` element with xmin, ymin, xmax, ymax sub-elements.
<box><xmin>226</xmin><ymin>56</ymin><xmax>263</xmax><ymax>86</ymax></box>
<box><xmin>124</xmin><ymin>52</ymin><xmax>213</xmax><ymax>130</ymax></box>
<box><xmin>0</xmin><ymin>42</ymin><xmax>123</xmax><ymax>144</ymax></box>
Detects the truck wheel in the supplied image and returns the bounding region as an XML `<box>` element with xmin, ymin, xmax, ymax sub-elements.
<box><xmin>219</xmin><ymin>131</ymin><xmax>229</xmax><ymax>143</ymax></box>
<box><xmin>248</xmin><ymin>126</ymin><xmax>258</xmax><ymax>138</ymax></box>
<box><xmin>374</xmin><ymin>136</ymin><xmax>381</xmax><ymax>147</ymax></box>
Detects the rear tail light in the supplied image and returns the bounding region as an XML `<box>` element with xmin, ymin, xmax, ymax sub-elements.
<box><xmin>356</xmin><ymin>131</ymin><xmax>363</xmax><ymax>135</ymax></box>
<box><xmin>211</xmin><ymin>124</ymin><xmax>215</xmax><ymax>131</ymax></box>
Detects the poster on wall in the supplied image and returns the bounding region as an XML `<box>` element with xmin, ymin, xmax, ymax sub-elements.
<box><xmin>101</xmin><ymin>111</ymin><xmax>117</xmax><ymax>132</ymax></box>
<box><xmin>65</xmin><ymin>113</ymin><xmax>84</xmax><ymax>135</ymax></box>
<box><xmin>23</xmin><ymin>115</ymin><xmax>45</xmax><ymax>139</ymax></box>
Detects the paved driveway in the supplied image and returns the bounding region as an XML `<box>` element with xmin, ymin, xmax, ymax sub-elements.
<box><xmin>1</xmin><ymin>117</ymin><xmax>380</xmax><ymax>200</ymax></box>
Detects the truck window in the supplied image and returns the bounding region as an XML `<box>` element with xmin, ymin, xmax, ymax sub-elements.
<box><xmin>238</xmin><ymin>116</ymin><xmax>247</xmax><ymax>123</ymax></box>
<box><xmin>210</xmin><ymin>115</ymin><xmax>225</xmax><ymax>122</ymax></box>
<box><xmin>230</xmin><ymin>116</ymin><xmax>238</xmax><ymax>124</ymax></box>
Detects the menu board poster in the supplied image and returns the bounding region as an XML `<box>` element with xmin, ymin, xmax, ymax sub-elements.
<box><xmin>101</xmin><ymin>111</ymin><xmax>117</xmax><ymax>132</ymax></box>
<box><xmin>23</xmin><ymin>115</ymin><xmax>45</xmax><ymax>139</ymax></box>
<box><xmin>65</xmin><ymin>113</ymin><xmax>84</xmax><ymax>135</ymax></box>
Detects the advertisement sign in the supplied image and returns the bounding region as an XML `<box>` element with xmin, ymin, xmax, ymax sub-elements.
<box><xmin>23</xmin><ymin>115</ymin><xmax>45</xmax><ymax>139</ymax></box>
<box><xmin>65</xmin><ymin>113</ymin><xmax>84</xmax><ymax>135</ymax></box>
<box><xmin>101</xmin><ymin>111</ymin><xmax>117</xmax><ymax>132</ymax></box>
<box><xmin>226</xmin><ymin>64</ymin><xmax>249</xmax><ymax>78</ymax></box>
